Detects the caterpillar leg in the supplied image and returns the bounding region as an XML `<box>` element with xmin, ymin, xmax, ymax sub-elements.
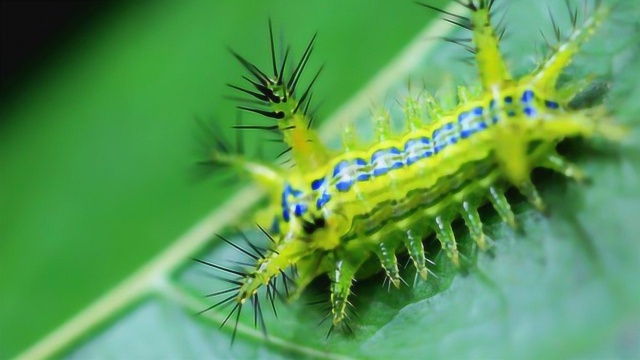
<box><xmin>328</xmin><ymin>254</ymin><xmax>367</xmax><ymax>328</ymax></box>
<box><xmin>515</xmin><ymin>179</ymin><xmax>545</xmax><ymax>212</ymax></box>
<box><xmin>540</xmin><ymin>151</ymin><xmax>587</xmax><ymax>183</ymax></box>
<box><xmin>460</xmin><ymin>200</ymin><xmax>487</xmax><ymax>250</ymax></box>
<box><xmin>432</xmin><ymin>215</ymin><xmax>460</xmax><ymax>267</ymax></box>
<box><xmin>374</xmin><ymin>240</ymin><xmax>401</xmax><ymax>288</ymax></box>
<box><xmin>403</xmin><ymin>229</ymin><xmax>429</xmax><ymax>280</ymax></box>
<box><xmin>487</xmin><ymin>186</ymin><xmax>517</xmax><ymax>228</ymax></box>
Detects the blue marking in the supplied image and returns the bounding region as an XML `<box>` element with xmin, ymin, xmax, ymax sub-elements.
<box><xmin>404</xmin><ymin>137</ymin><xmax>432</xmax><ymax>165</ymax></box>
<box><xmin>522</xmin><ymin>90</ymin><xmax>534</xmax><ymax>102</ymax></box>
<box><xmin>372</xmin><ymin>168</ymin><xmax>389</xmax><ymax>177</ymax></box>
<box><xmin>312</xmin><ymin>177</ymin><xmax>331</xmax><ymax>210</ymax></box>
<box><xmin>372</xmin><ymin>147</ymin><xmax>403</xmax><ymax>176</ymax></box>
<box><xmin>332</xmin><ymin>161</ymin><xmax>349</xmax><ymax>177</ymax></box>
<box><xmin>492</xmin><ymin>116</ymin><xmax>499</xmax><ymax>124</ymax></box>
<box><xmin>336</xmin><ymin>180</ymin><xmax>353</xmax><ymax>192</ymax></box>
<box><xmin>372</xmin><ymin>167</ymin><xmax>388</xmax><ymax>177</ymax></box>
<box><xmin>281</xmin><ymin>184</ymin><xmax>290</xmax><ymax>208</ymax></box>
<box><xmin>281</xmin><ymin>183</ymin><xmax>308</xmax><ymax>219</ymax></box>
<box><xmin>316</xmin><ymin>193</ymin><xmax>331</xmax><ymax>209</ymax></box>
<box><xmin>489</xmin><ymin>99</ymin><xmax>496</xmax><ymax>108</ymax></box>
<box><xmin>460</xmin><ymin>130</ymin><xmax>474</xmax><ymax>138</ymax></box>
<box><xmin>504</xmin><ymin>96</ymin><xmax>513</xmax><ymax>104</ymax></box>
<box><xmin>293</xmin><ymin>203</ymin><xmax>307</xmax><ymax>217</ymax></box>
<box><xmin>354</xmin><ymin>158</ymin><xmax>369</xmax><ymax>178</ymax></box>
<box><xmin>433</xmin><ymin>123</ymin><xmax>458</xmax><ymax>152</ymax></box>
<box><xmin>459</xmin><ymin>107</ymin><xmax>487</xmax><ymax>139</ymax></box>
<box><xmin>284</xmin><ymin>183</ymin><xmax>303</xmax><ymax>199</ymax></box>
<box><xmin>524</xmin><ymin>107</ymin><xmax>536</xmax><ymax>117</ymax></box>
<box><xmin>333</xmin><ymin>158</ymin><xmax>369</xmax><ymax>192</ymax></box>
<box><xmin>311</xmin><ymin>178</ymin><xmax>325</xmax><ymax>191</ymax></box>
<box><xmin>354</xmin><ymin>158</ymin><xmax>371</xmax><ymax>181</ymax></box>
<box><xmin>507</xmin><ymin>110</ymin><xmax>516</xmax><ymax>117</ymax></box>
<box><xmin>545</xmin><ymin>100</ymin><xmax>559</xmax><ymax>109</ymax></box>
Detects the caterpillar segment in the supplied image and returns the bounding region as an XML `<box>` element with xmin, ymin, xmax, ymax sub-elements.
<box><xmin>228</xmin><ymin>21</ymin><xmax>329</xmax><ymax>173</ymax></box>
<box><xmin>200</xmin><ymin>0</ymin><xmax>617</xmax><ymax>335</ymax></box>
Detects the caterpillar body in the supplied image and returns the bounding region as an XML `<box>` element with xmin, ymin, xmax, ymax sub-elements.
<box><xmin>198</xmin><ymin>0</ymin><xmax>622</xmax><ymax>339</ymax></box>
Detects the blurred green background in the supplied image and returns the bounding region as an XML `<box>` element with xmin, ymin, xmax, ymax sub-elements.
<box><xmin>2</xmin><ymin>0</ymin><xmax>639</xmax><ymax>359</ymax></box>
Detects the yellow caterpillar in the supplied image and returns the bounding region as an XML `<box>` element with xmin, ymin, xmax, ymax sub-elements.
<box><xmin>198</xmin><ymin>0</ymin><xmax>622</xmax><ymax>339</ymax></box>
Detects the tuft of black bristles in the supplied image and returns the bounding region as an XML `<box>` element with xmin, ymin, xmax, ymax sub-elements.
<box><xmin>442</xmin><ymin>36</ymin><xmax>476</xmax><ymax>54</ymax></box>
<box><xmin>537</xmin><ymin>0</ymin><xmax>590</xmax><ymax>55</ymax></box>
<box><xmin>195</xmin><ymin>227</ymin><xmax>297</xmax><ymax>343</ymax></box>
<box><xmin>195</xmin><ymin>117</ymin><xmax>231</xmax><ymax>166</ymax></box>
<box><xmin>417</xmin><ymin>0</ymin><xmax>496</xmax><ymax>31</ymax></box>
<box><xmin>191</xmin><ymin>118</ymin><xmax>236</xmax><ymax>181</ymax></box>
<box><xmin>417</xmin><ymin>2</ymin><xmax>472</xmax><ymax>30</ymax></box>
<box><xmin>418</xmin><ymin>0</ymin><xmax>502</xmax><ymax>56</ymax></box>
<box><xmin>195</xmin><ymin>110</ymin><xmax>299</xmax><ymax>182</ymax></box>
<box><xmin>306</xmin><ymin>291</ymin><xmax>358</xmax><ymax>340</ymax></box>
<box><xmin>226</xmin><ymin>20</ymin><xmax>320</xmax><ymax>124</ymax></box>
<box><xmin>194</xmin><ymin>114</ymin><xmax>267</xmax><ymax>183</ymax></box>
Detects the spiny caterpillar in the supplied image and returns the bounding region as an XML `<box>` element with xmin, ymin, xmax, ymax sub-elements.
<box><xmin>197</xmin><ymin>0</ymin><xmax>622</xmax><ymax>341</ymax></box>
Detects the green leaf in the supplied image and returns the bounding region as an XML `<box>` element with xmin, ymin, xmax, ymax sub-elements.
<box><xmin>3</xmin><ymin>1</ymin><xmax>639</xmax><ymax>359</ymax></box>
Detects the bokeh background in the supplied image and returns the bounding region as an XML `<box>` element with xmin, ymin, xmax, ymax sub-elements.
<box><xmin>1</xmin><ymin>0</ymin><xmax>639</xmax><ymax>359</ymax></box>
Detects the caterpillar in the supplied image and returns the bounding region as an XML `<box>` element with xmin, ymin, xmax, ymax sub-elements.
<box><xmin>196</xmin><ymin>0</ymin><xmax>624</xmax><ymax>342</ymax></box>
